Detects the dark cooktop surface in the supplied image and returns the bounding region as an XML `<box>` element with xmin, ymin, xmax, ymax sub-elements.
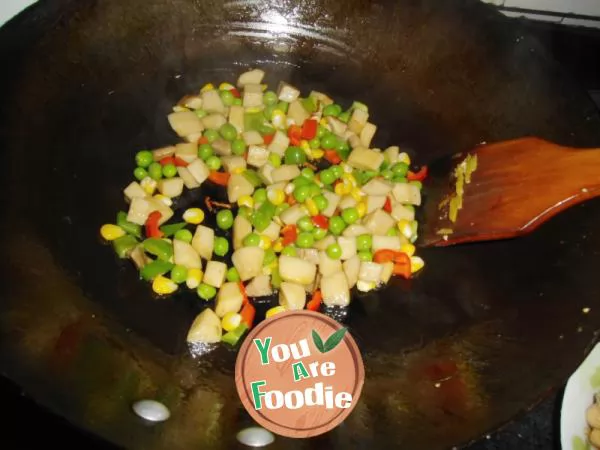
<box><xmin>2</xmin><ymin>18</ymin><xmax>600</xmax><ymax>450</ymax></box>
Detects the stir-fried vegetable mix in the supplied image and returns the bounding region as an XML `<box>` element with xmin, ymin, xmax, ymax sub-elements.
<box><xmin>100</xmin><ymin>69</ymin><xmax>427</xmax><ymax>348</ymax></box>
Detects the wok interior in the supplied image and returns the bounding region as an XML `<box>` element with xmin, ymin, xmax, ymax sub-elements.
<box><xmin>1</xmin><ymin>0</ymin><xmax>600</xmax><ymax>448</ymax></box>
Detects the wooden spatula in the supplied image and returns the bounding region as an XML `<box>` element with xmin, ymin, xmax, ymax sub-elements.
<box><xmin>420</xmin><ymin>137</ymin><xmax>600</xmax><ymax>247</ymax></box>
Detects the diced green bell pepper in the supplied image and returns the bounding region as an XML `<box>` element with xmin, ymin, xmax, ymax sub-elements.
<box><xmin>244</xmin><ymin>111</ymin><xmax>266</xmax><ymax>131</ymax></box>
<box><xmin>222</xmin><ymin>323</ymin><xmax>249</xmax><ymax>346</ymax></box>
<box><xmin>113</xmin><ymin>235</ymin><xmax>138</xmax><ymax>259</ymax></box>
<box><xmin>159</xmin><ymin>222</ymin><xmax>187</xmax><ymax>237</ymax></box>
<box><xmin>140</xmin><ymin>260</ymin><xmax>175</xmax><ymax>281</ymax></box>
<box><xmin>116</xmin><ymin>211</ymin><xmax>142</xmax><ymax>238</ymax></box>
<box><xmin>242</xmin><ymin>170</ymin><xmax>264</xmax><ymax>188</ymax></box>
<box><xmin>143</xmin><ymin>238</ymin><xmax>173</xmax><ymax>261</ymax></box>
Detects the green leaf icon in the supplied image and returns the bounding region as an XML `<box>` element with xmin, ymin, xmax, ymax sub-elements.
<box><xmin>312</xmin><ymin>330</ymin><xmax>325</xmax><ymax>353</ymax></box>
<box><xmin>312</xmin><ymin>327</ymin><xmax>348</xmax><ymax>353</ymax></box>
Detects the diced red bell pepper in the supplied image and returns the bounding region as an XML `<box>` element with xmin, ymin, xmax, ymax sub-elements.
<box><xmin>240</xmin><ymin>302</ymin><xmax>256</xmax><ymax>329</ymax></box>
<box><xmin>159</xmin><ymin>156</ymin><xmax>188</xmax><ymax>167</ymax></box>
<box><xmin>230</xmin><ymin>88</ymin><xmax>241</xmax><ymax>98</ymax></box>
<box><xmin>239</xmin><ymin>282</ymin><xmax>250</xmax><ymax>306</ymax></box>
<box><xmin>281</xmin><ymin>225</ymin><xmax>298</xmax><ymax>246</ymax></box>
<box><xmin>263</xmin><ymin>133</ymin><xmax>275</xmax><ymax>145</ymax></box>
<box><xmin>373</xmin><ymin>249</ymin><xmax>411</xmax><ymax>279</ymax></box>
<box><xmin>324</xmin><ymin>150</ymin><xmax>342</xmax><ymax>164</ymax></box>
<box><xmin>301</xmin><ymin>119</ymin><xmax>318</xmax><ymax>140</ymax></box>
<box><xmin>288</xmin><ymin>125</ymin><xmax>302</xmax><ymax>146</ymax></box>
<box><xmin>145</xmin><ymin>211</ymin><xmax>163</xmax><ymax>238</ymax></box>
<box><xmin>306</xmin><ymin>290</ymin><xmax>322</xmax><ymax>311</ymax></box>
<box><xmin>383</xmin><ymin>196</ymin><xmax>392</xmax><ymax>213</ymax></box>
<box><xmin>198</xmin><ymin>136</ymin><xmax>209</xmax><ymax>145</ymax></box>
<box><xmin>407</xmin><ymin>165</ymin><xmax>428</xmax><ymax>182</ymax></box>
<box><xmin>311</xmin><ymin>215</ymin><xmax>329</xmax><ymax>229</ymax></box>
<box><xmin>208</xmin><ymin>171</ymin><xmax>230</xmax><ymax>186</ymax></box>
<box><xmin>286</xmin><ymin>194</ymin><xmax>297</xmax><ymax>206</ymax></box>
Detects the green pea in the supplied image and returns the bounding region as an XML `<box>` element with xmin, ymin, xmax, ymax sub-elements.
<box><xmin>317</xmin><ymin>125</ymin><xmax>328</xmax><ymax>138</ymax></box>
<box><xmin>263</xmin><ymin>90</ymin><xmax>278</xmax><ymax>106</ymax></box>
<box><xmin>135</xmin><ymin>150</ymin><xmax>154</xmax><ymax>168</ymax></box>
<box><xmin>296</xmin><ymin>232</ymin><xmax>314</xmax><ymax>248</ymax></box>
<box><xmin>329</xmin><ymin>216</ymin><xmax>346</xmax><ymax>236</ymax></box>
<box><xmin>297</xmin><ymin>216</ymin><xmax>314</xmax><ymax>232</ymax></box>
<box><xmin>294</xmin><ymin>185</ymin><xmax>311</xmax><ymax>203</ymax></box>
<box><xmin>326</xmin><ymin>243</ymin><xmax>342</xmax><ymax>259</ymax></box>
<box><xmin>268</xmin><ymin>152</ymin><xmax>281</xmax><ymax>168</ymax></box>
<box><xmin>301</xmin><ymin>168</ymin><xmax>314</xmax><ymax>180</ymax></box>
<box><xmin>323</xmin><ymin>104</ymin><xmax>342</xmax><ymax>117</ymax></box>
<box><xmin>231</xmin><ymin>139</ymin><xmax>246</xmax><ymax>156</ymax></box>
<box><xmin>162</xmin><ymin>163</ymin><xmax>177</xmax><ymax>178</ymax></box>
<box><xmin>194</xmin><ymin>109</ymin><xmax>208</xmax><ymax>118</ymax></box>
<box><xmin>148</xmin><ymin>162</ymin><xmax>163</xmax><ymax>180</ymax></box>
<box><xmin>321</xmin><ymin>133</ymin><xmax>337</xmax><ymax>150</ymax></box>
<box><xmin>336</xmin><ymin>140</ymin><xmax>350</xmax><ymax>154</ymax></box>
<box><xmin>253</xmin><ymin>188</ymin><xmax>267</xmax><ymax>205</ymax></box>
<box><xmin>216</xmin><ymin>209</ymin><xmax>234</xmax><ymax>230</ymax></box>
<box><xmin>281</xmin><ymin>246</ymin><xmax>297</xmax><ymax>257</ymax></box>
<box><xmin>387</xmin><ymin>227</ymin><xmax>399</xmax><ymax>236</ymax></box>
<box><xmin>380</xmin><ymin>160</ymin><xmax>390</xmax><ymax>171</ymax></box>
<box><xmin>308</xmin><ymin>183</ymin><xmax>321</xmax><ymax>198</ymax></box>
<box><xmin>258</xmin><ymin>123</ymin><xmax>275</xmax><ymax>136</ymax></box>
<box><xmin>263</xmin><ymin>249</ymin><xmax>277</xmax><ymax>266</ymax></box>
<box><xmin>226</xmin><ymin>267</ymin><xmax>240</xmax><ymax>282</ymax></box>
<box><xmin>219</xmin><ymin>123</ymin><xmax>238</xmax><ymax>141</ymax></box>
<box><xmin>356</xmin><ymin>234</ymin><xmax>372</xmax><ymax>251</ymax></box>
<box><xmin>330</xmin><ymin>165</ymin><xmax>343</xmax><ymax>179</ymax></box>
<box><xmin>313</xmin><ymin>195</ymin><xmax>329</xmax><ymax>212</ymax></box>
<box><xmin>206</xmin><ymin>156</ymin><xmax>222</xmax><ymax>171</ymax></box>
<box><xmin>393</xmin><ymin>175</ymin><xmax>408</xmax><ymax>183</ymax></box>
<box><xmin>275</xmin><ymin>203</ymin><xmax>289</xmax><ymax>216</ymax></box>
<box><xmin>381</xmin><ymin>169</ymin><xmax>393</xmax><ymax>180</ymax></box>
<box><xmin>219</xmin><ymin>89</ymin><xmax>235</xmax><ymax>106</ymax></box>
<box><xmin>238</xmin><ymin>205</ymin><xmax>253</xmax><ymax>220</ymax></box>
<box><xmin>243</xmin><ymin>232</ymin><xmax>260</xmax><ymax>247</ymax></box>
<box><xmin>197</xmin><ymin>283</ymin><xmax>217</xmax><ymax>300</ymax></box>
<box><xmin>391</xmin><ymin>163</ymin><xmax>409</xmax><ymax>176</ymax></box>
<box><xmin>198</xmin><ymin>144</ymin><xmax>214</xmax><ymax>160</ymax></box>
<box><xmin>233</xmin><ymin>98</ymin><xmax>243</xmax><ymax>106</ymax></box>
<box><xmin>203</xmin><ymin>129</ymin><xmax>220</xmax><ymax>143</ymax></box>
<box><xmin>170</xmin><ymin>265</ymin><xmax>188</xmax><ymax>284</ymax></box>
<box><xmin>174</xmin><ymin>229</ymin><xmax>193</xmax><ymax>243</ymax></box>
<box><xmin>312</xmin><ymin>227</ymin><xmax>328</xmax><ymax>240</ymax></box>
<box><xmin>409</xmin><ymin>180</ymin><xmax>423</xmax><ymax>189</ymax></box>
<box><xmin>338</xmin><ymin>111</ymin><xmax>351</xmax><ymax>123</ymax></box>
<box><xmin>276</xmin><ymin>101</ymin><xmax>289</xmax><ymax>113</ymax></box>
<box><xmin>319</xmin><ymin>169</ymin><xmax>335</xmax><ymax>185</ymax></box>
<box><xmin>214</xmin><ymin>236</ymin><xmax>230</xmax><ymax>256</ymax></box>
<box><xmin>293</xmin><ymin>176</ymin><xmax>311</xmax><ymax>187</ymax></box>
<box><xmin>284</xmin><ymin>146</ymin><xmax>306</xmax><ymax>165</ymax></box>
<box><xmin>341</xmin><ymin>207</ymin><xmax>359</xmax><ymax>225</ymax></box>
<box><xmin>358</xmin><ymin>250</ymin><xmax>373</xmax><ymax>262</ymax></box>
<box><xmin>309</xmin><ymin>138</ymin><xmax>321</xmax><ymax>149</ymax></box>
<box><xmin>134</xmin><ymin>167</ymin><xmax>148</xmax><ymax>181</ymax></box>
<box><xmin>263</xmin><ymin>105</ymin><xmax>277</xmax><ymax>120</ymax></box>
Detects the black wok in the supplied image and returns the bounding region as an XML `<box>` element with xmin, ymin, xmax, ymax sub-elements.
<box><xmin>0</xmin><ymin>0</ymin><xmax>599</xmax><ymax>449</ymax></box>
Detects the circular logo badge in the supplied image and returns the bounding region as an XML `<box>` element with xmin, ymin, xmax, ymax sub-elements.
<box><xmin>235</xmin><ymin>310</ymin><xmax>364</xmax><ymax>438</ymax></box>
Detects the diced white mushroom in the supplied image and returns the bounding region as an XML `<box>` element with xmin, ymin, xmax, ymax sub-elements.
<box><xmin>278</xmin><ymin>255</ymin><xmax>317</xmax><ymax>285</ymax></box>
<box><xmin>337</xmin><ymin>236</ymin><xmax>357</xmax><ymax>260</ymax></box>
<box><xmin>277</xmin><ymin>82</ymin><xmax>300</xmax><ymax>102</ymax></box>
<box><xmin>168</xmin><ymin>112</ymin><xmax>204</xmax><ymax>137</ymax></box>
<box><xmin>347</xmin><ymin>147</ymin><xmax>384</xmax><ymax>171</ymax></box>
<box><xmin>229</xmin><ymin>105</ymin><xmax>245</xmax><ymax>133</ymax></box>
<box><xmin>237</xmin><ymin>69</ymin><xmax>265</xmax><ymax>87</ymax></box>
<box><xmin>192</xmin><ymin>225</ymin><xmax>214</xmax><ymax>260</ymax></box>
<box><xmin>232</xmin><ymin>247</ymin><xmax>265</xmax><ymax>281</ymax></box>
<box><xmin>318</xmin><ymin>251</ymin><xmax>343</xmax><ymax>276</ymax></box>
<box><xmin>243</xmin><ymin>84</ymin><xmax>264</xmax><ymax>108</ymax></box>
<box><xmin>247</xmin><ymin>145</ymin><xmax>269</xmax><ymax>168</ymax></box>
<box><xmin>321</xmin><ymin>272</ymin><xmax>350</xmax><ymax>307</ymax></box>
<box><xmin>338</xmin><ymin>195</ymin><xmax>357</xmax><ymax>210</ymax></box>
<box><xmin>152</xmin><ymin>146</ymin><xmax>176</xmax><ymax>161</ymax></box>
<box><xmin>371</xmin><ymin>235</ymin><xmax>402</xmax><ymax>252</ymax></box>
<box><xmin>157</xmin><ymin>178</ymin><xmax>184</xmax><ymax>198</ymax></box>
<box><xmin>261</xmin><ymin>221</ymin><xmax>281</xmax><ymax>241</ymax></box>
<box><xmin>203</xmin><ymin>261</ymin><xmax>227</xmax><ymax>288</ymax></box>
<box><xmin>179</xmin><ymin>94</ymin><xmax>203</xmax><ymax>110</ymax></box>
<box><xmin>384</xmin><ymin>146</ymin><xmax>400</xmax><ymax>164</ymax></box>
<box><xmin>343</xmin><ymin>255</ymin><xmax>360</xmax><ymax>288</ymax></box>
<box><xmin>297</xmin><ymin>248</ymin><xmax>319</xmax><ymax>265</ymax></box>
<box><xmin>363</xmin><ymin>209</ymin><xmax>396</xmax><ymax>235</ymax></box>
<box><xmin>321</xmin><ymin>190</ymin><xmax>341</xmax><ymax>217</ymax></box>
<box><xmin>267</xmin><ymin>130</ymin><xmax>290</xmax><ymax>156</ymax></box>
<box><xmin>201</xmin><ymin>113</ymin><xmax>227</xmax><ymax>130</ymax></box>
<box><xmin>126</xmin><ymin>197</ymin><xmax>173</xmax><ymax>225</ymax></box>
<box><xmin>124</xmin><ymin>181</ymin><xmax>146</xmax><ymax>202</ymax></box>
<box><xmin>215</xmin><ymin>282</ymin><xmax>244</xmax><ymax>317</ymax></box>
<box><xmin>187</xmin><ymin>308</ymin><xmax>222</xmax><ymax>344</ymax></box>
<box><xmin>259</xmin><ymin>164</ymin><xmax>275</xmax><ymax>185</ymax></box>
<box><xmin>173</xmin><ymin>240</ymin><xmax>202</xmax><ymax>270</ymax></box>
<box><xmin>279</xmin><ymin>282</ymin><xmax>306</xmax><ymax>310</ymax></box>
<box><xmin>175</xmin><ymin>143</ymin><xmax>198</xmax><ymax>163</ymax></box>
<box><xmin>358</xmin><ymin>261</ymin><xmax>384</xmax><ymax>283</ymax></box>
<box><xmin>361</xmin><ymin>178</ymin><xmax>393</xmax><ymax>196</ymax></box>
<box><xmin>342</xmin><ymin>224</ymin><xmax>370</xmax><ymax>237</ymax></box>
<box><xmin>212</xmin><ymin>139</ymin><xmax>232</xmax><ymax>156</ymax></box>
<box><xmin>287</xmin><ymin>100</ymin><xmax>309</xmax><ymax>125</ymax></box>
<box><xmin>309</xmin><ymin>90</ymin><xmax>334</xmax><ymax>106</ymax></box>
<box><xmin>390</xmin><ymin>202</ymin><xmax>415</xmax><ymax>221</ymax></box>
<box><xmin>366</xmin><ymin>195</ymin><xmax>387</xmax><ymax>214</ymax></box>
<box><xmin>221</xmin><ymin>156</ymin><xmax>247</xmax><ymax>173</ymax></box>
<box><xmin>327</xmin><ymin>116</ymin><xmax>348</xmax><ymax>137</ymax></box>
<box><xmin>392</xmin><ymin>183</ymin><xmax>422</xmax><ymax>206</ymax></box>
<box><xmin>242</xmin><ymin>130</ymin><xmax>264</xmax><ymax>146</ymax></box>
<box><xmin>186</xmin><ymin>158</ymin><xmax>210</xmax><ymax>184</ymax></box>
<box><xmin>201</xmin><ymin>89</ymin><xmax>225</xmax><ymax>113</ymax></box>
<box><xmin>271</xmin><ymin>165</ymin><xmax>301</xmax><ymax>183</ymax></box>
<box><xmin>360</xmin><ymin>122</ymin><xmax>377</xmax><ymax>148</ymax></box>
<box><xmin>348</xmin><ymin>108</ymin><xmax>369</xmax><ymax>134</ymax></box>
<box><xmin>233</xmin><ymin>215</ymin><xmax>252</xmax><ymax>250</ymax></box>
<box><xmin>227</xmin><ymin>173</ymin><xmax>255</xmax><ymax>203</ymax></box>
<box><xmin>314</xmin><ymin>235</ymin><xmax>336</xmax><ymax>251</ymax></box>
<box><xmin>280</xmin><ymin>204</ymin><xmax>309</xmax><ymax>226</ymax></box>
<box><xmin>177</xmin><ymin>167</ymin><xmax>201</xmax><ymax>189</ymax></box>
<box><xmin>245</xmin><ymin>275</ymin><xmax>273</xmax><ymax>297</ymax></box>
<box><xmin>380</xmin><ymin>262</ymin><xmax>395</xmax><ymax>284</ymax></box>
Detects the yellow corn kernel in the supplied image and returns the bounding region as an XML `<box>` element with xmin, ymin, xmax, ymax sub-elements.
<box><xmin>312</xmin><ymin>149</ymin><xmax>324</xmax><ymax>159</ymax></box>
<box><xmin>172</xmin><ymin>105</ymin><xmax>190</xmax><ymax>112</ymax></box>
<box><xmin>342</xmin><ymin>173</ymin><xmax>357</xmax><ymax>186</ymax></box>
<box><xmin>334</xmin><ymin>180</ymin><xmax>352</xmax><ymax>196</ymax></box>
<box><xmin>186</xmin><ymin>268</ymin><xmax>203</xmax><ymax>289</ymax></box>
<box><xmin>267</xmin><ymin>189</ymin><xmax>285</xmax><ymax>206</ymax></box>
<box><xmin>410</xmin><ymin>256</ymin><xmax>425</xmax><ymax>274</ymax></box>
<box><xmin>153</xmin><ymin>194</ymin><xmax>173</xmax><ymax>207</ymax></box>
<box><xmin>221</xmin><ymin>312</ymin><xmax>242</xmax><ymax>332</ymax></box>
<box><xmin>356</xmin><ymin>201</ymin><xmax>367</xmax><ymax>218</ymax></box>
<box><xmin>246</xmin><ymin>106</ymin><xmax>262</xmax><ymax>114</ymax></box>
<box><xmin>218</xmin><ymin>82</ymin><xmax>235</xmax><ymax>91</ymax></box>
<box><xmin>398</xmin><ymin>152</ymin><xmax>411</xmax><ymax>165</ymax></box>
<box><xmin>272</xmin><ymin>238</ymin><xmax>284</xmax><ymax>253</ymax></box>
<box><xmin>261</xmin><ymin>84</ymin><xmax>268</xmax><ymax>92</ymax></box>
<box><xmin>259</xmin><ymin>235</ymin><xmax>272</xmax><ymax>250</ymax></box>
<box><xmin>319</xmin><ymin>118</ymin><xmax>328</xmax><ymax>126</ymax></box>
<box><xmin>356</xmin><ymin>280</ymin><xmax>377</xmax><ymax>293</ymax></box>
<box><xmin>305</xmin><ymin>198</ymin><xmax>319</xmax><ymax>216</ymax></box>
<box><xmin>340</xmin><ymin>162</ymin><xmax>353</xmax><ymax>174</ymax></box>
<box><xmin>152</xmin><ymin>275</ymin><xmax>178</xmax><ymax>295</ymax></box>
<box><xmin>262</xmin><ymin>261</ymin><xmax>278</xmax><ymax>275</ymax></box>
<box><xmin>238</xmin><ymin>195</ymin><xmax>254</xmax><ymax>208</ymax></box>
<box><xmin>266</xmin><ymin>305</ymin><xmax>286</xmax><ymax>319</ymax></box>
<box><xmin>271</xmin><ymin>110</ymin><xmax>286</xmax><ymax>129</ymax></box>
<box><xmin>350</xmin><ymin>187</ymin><xmax>363</xmax><ymax>202</ymax></box>
<box><xmin>397</xmin><ymin>219</ymin><xmax>412</xmax><ymax>239</ymax></box>
<box><xmin>100</xmin><ymin>224</ymin><xmax>125</xmax><ymax>241</ymax></box>
<box><xmin>140</xmin><ymin>176</ymin><xmax>157</xmax><ymax>195</ymax></box>
<box><xmin>183</xmin><ymin>208</ymin><xmax>205</xmax><ymax>225</ymax></box>
<box><xmin>200</xmin><ymin>83</ymin><xmax>215</xmax><ymax>93</ymax></box>
<box><xmin>232</xmin><ymin>167</ymin><xmax>246</xmax><ymax>175</ymax></box>
<box><xmin>400</xmin><ymin>243</ymin><xmax>416</xmax><ymax>257</ymax></box>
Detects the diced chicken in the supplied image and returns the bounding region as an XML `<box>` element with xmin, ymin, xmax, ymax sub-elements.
<box><xmin>175</xmin><ymin>143</ymin><xmax>198</xmax><ymax>163</ymax></box>
<box><xmin>318</xmin><ymin>251</ymin><xmax>343</xmax><ymax>276</ymax></box>
<box><xmin>242</xmin><ymin>130</ymin><xmax>264</xmax><ymax>146</ymax></box>
<box><xmin>392</xmin><ymin>183</ymin><xmax>422</xmax><ymax>206</ymax></box>
<box><xmin>187</xmin><ymin>308</ymin><xmax>221</xmax><ymax>344</ymax></box>
<box><xmin>192</xmin><ymin>224</ymin><xmax>214</xmax><ymax>260</ymax></box>
<box><xmin>390</xmin><ymin>202</ymin><xmax>415</xmax><ymax>221</ymax></box>
<box><xmin>280</xmin><ymin>204</ymin><xmax>309</xmax><ymax>226</ymax></box>
<box><xmin>343</xmin><ymin>255</ymin><xmax>360</xmax><ymax>288</ymax></box>
<box><xmin>363</xmin><ymin>209</ymin><xmax>396</xmax><ymax>235</ymax></box>
<box><xmin>279</xmin><ymin>282</ymin><xmax>306</xmax><ymax>310</ymax></box>
<box><xmin>229</xmin><ymin>105</ymin><xmax>245</xmax><ymax>133</ymax></box>
<box><xmin>347</xmin><ymin>147</ymin><xmax>384</xmax><ymax>171</ymax></box>
<box><xmin>361</xmin><ymin>178</ymin><xmax>393</xmax><ymax>196</ymax></box>
<box><xmin>201</xmin><ymin>113</ymin><xmax>227</xmax><ymax>130</ymax></box>
<box><xmin>237</xmin><ymin>69</ymin><xmax>265</xmax><ymax>87</ymax></box>
<box><xmin>243</xmin><ymin>84</ymin><xmax>263</xmax><ymax>108</ymax></box>
<box><xmin>245</xmin><ymin>275</ymin><xmax>273</xmax><ymax>297</ymax></box>
<box><xmin>186</xmin><ymin>158</ymin><xmax>210</xmax><ymax>184</ymax></box>
<box><xmin>287</xmin><ymin>100</ymin><xmax>309</xmax><ymax>125</ymax></box>
<box><xmin>227</xmin><ymin>173</ymin><xmax>255</xmax><ymax>203</ymax></box>
<box><xmin>212</xmin><ymin>139</ymin><xmax>232</xmax><ymax>156</ymax></box>
<box><xmin>358</xmin><ymin>261</ymin><xmax>383</xmax><ymax>283</ymax></box>
<box><xmin>203</xmin><ymin>261</ymin><xmax>227</xmax><ymax>288</ymax></box>
<box><xmin>321</xmin><ymin>272</ymin><xmax>350</xmax><ymax>307</ymax></box>
<box><xmin>321</xmin><ymin>190</ymin><xmax>341</xmax><ymax>217</ymax></box>
<box><xmin>221</xmin><ymin>156</ymin><xmax>247</xmax><ymax>173</ymax></box>
<box><xmin>215</xmin><ymin>282</ymin><xmax>244</xmax><ymax>317</ymax></box>
<box><xmin>124</xmin><ymin>181</ymin><xmax>146</xmax><ymax>202</ymax></box>
<box><xmin>173</xmin><ymin>240</ymin><xmax>202</xmax><ymax>270</ymax></box>
<box><xmin>168</xmin><ymin>112</ymin><xmax>204</xmax><ymax>137</ymax></box>
<box><xmin>384</xmin><ymin>146</ymin><xmax>400</xmax><ymax>164</ymax></box>
<box><xmin>277</xmin><ymin>82</ymin><xmax>300</xmax><ymax>102</ymax></box>
<box><xmin>366</xmin><ymin>195</ymin><xmax>387</xmax><ymax>214</ymax></box>
<box><xmin>360</xmin><ymin>122</ymin><xmax>377</xmax><ymax>147</ymax></box>
<box><xmin>233</xmin><ymin>215</ymin><xmax>252</xmax><ymax>250</ymax></box>
<box><xmin>271</xmin><ymin>165</ymin><xmax>301</xmax><ymax>183</ymax></box>
<box><xmin>247</xmin><ymin>145</ymin><xmax>269</xmax><ymax>168</ymax></box>
<box><xmin>371</xmin><ymin>235</ymin><xmax>402</xmax><ymax>252</ymax></box>
<box><xmin>278</xmin><ymin>255</ymin><xmax>317</xmax><ymax>285</ymax></box>
<box><xmin>337</xmin><ymin>236</ymin><xmax>357</xmax><ymax>260</ymax></box>
<box><xmin>267</xmin><ymin>130</ymin><xmax>290</xmax><ymax>156</ymax></box>
<box><xmin>157</xmin><ymin>178</ymin><xmax>184</xmax><ymax>198</ymax></box>
<box><xmin>177</xmin><ymin>166</ymin><xmax>201</xmax><ymax>189</ymax></box>
<box><xmin>348</xmin><ymin>108</ymin><xmax>369</xmax><ymax>134</ymax></box>
<box><xmin>232</xmin><ymin>247</ymin><xmax>265</xmax><ymax>281</ymax></box>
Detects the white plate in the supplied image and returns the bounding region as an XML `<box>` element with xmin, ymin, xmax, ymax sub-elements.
<box><xmin>0</xmin><ymin>0</ymin><xmax>37</xmax><ymax>27</ymax></box>
<box><xmin>561</xmin><ymin>343</ymin><xmax>600</xmax><ymax>450</ymax></box>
